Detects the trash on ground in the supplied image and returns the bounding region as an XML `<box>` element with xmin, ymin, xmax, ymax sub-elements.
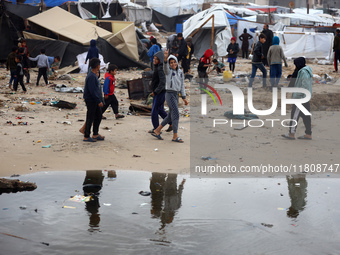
<box><xmin>201</xmin><ymin>156</ymin><xmax>217</xmax><ymax>161</ymax></box>
<box><xmin>139</xmin><ymin>191</ymin><xmax>151</xmax><ymax>196</ymax></box>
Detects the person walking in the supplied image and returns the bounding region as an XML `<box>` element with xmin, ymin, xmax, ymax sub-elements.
<box><xmin>261</xmin><ymin>24</ymin><xmax>273</xmax><ymax>66</ymax></box>
<box><xmin>248</xmin><ymin>33</ymin><xmax>267</xmax><ymax>88</ymax></box>
<box><xmin>333</xmin><ymin>29</ymin><xmax>340</xmax><ymax>73</ymax></box>
<box><xmin>282</xmin><ymin>57</ymin><xmax>313</xmax><ymax>140</ymax></box>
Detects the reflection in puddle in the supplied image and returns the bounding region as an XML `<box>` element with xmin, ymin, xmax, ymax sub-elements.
<box><xmin>0</xmin><ymin>171</ymin><xmax>339</xmax><ymax>255</ymax></box>
<box><xmin>286</xmin><ymin>174</ymin><xmax>307</xmax><ymax>218</ymax></box>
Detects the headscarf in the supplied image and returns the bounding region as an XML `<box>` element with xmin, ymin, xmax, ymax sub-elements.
<box><xmin>231</xmin><ymin>37</ymin><xmax>236</xmax><ymax>42</ymax></box>
<box><xmin>86</xmin><ymin>39</ymin><xmax>99</xmax><ymax>61</ymax></box>
<box><xmin>289</xmin><ymin>57</ymin><xmax>306</xmax><ymax>87</ymax></box>
<box><xmin>272</xmin><ymin>36</ymin><xmax>280</xmax><ymax>45</ymax></box>
<box><xmin>200</xmin><ymin>49</ymin><xmax>214</xmax><ymax>64</ymax></box>
<box><xmin>243</xmin><ymin>28</ymin><xmax>247</xmax><ymax>34</ymax></box>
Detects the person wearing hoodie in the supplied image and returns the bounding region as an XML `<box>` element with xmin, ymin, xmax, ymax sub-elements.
<box><xmin>248</xmin><ymin>33</ymin><xmax>267</xmax><ymax>88</ymax></box>
<box><xmin>198</xmin><ymin>49</ymin><xmax>214</xmax><ymax>85</ymax></box>
<box><xmin>333</xmin><ymin>29</ymin><xmax>340</xmax><ymax>73</ymax></box>
<box><xmin>282</xmin><ymin>57</ymin><xmax>313</xmax><ymax>140</ymax></box>
<box><xmin>267</xmin><ymin>36</ymin><xmax>288</xmax><ymax>90</ymax></box>
<box><xmin>175</xmin><ymin>33</ymin><xmax>188</xmax><ymax>68</ymax></box>
<box><xmin>101</xmin><ymin>64</ymin><xmax>125</xmax><ymax>120</ymax></box>
<box><xmin>85</xmin><ymin>39</ymin><xmax>99</xmax><ymax>65</ymax></box>
<box><xmin>83</xmin><ymin>58</ymin><xmax>105</xmax><ymax>142</ymax></box>
<box><xmin>151</xmin><ymin>50</ymin><xmax>188</xmax><ymax>143</ymax></box>
<box><xmin>227</xmin><ymin>37</ymin><xmax>239</xmax><ymax>72</ymax></box>
<box><xmin>148</xmin><ymin>51</ymin><xmax>171</xmax><ymax>134</ymax></box>
<box><xmin>147</xmin><ymin>38</ymin><xmax>161</xmax><ymax>70</ymax></box>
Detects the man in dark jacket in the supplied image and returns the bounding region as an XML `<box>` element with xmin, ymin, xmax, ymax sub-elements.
<box><xmin>248</xmin><ymin>33</ymin><xmax>267</xmax><ymax>88</ymax></box>
<box><xmin>149</xmin><ymin>51</ymin><xmax>170</xmax><ymax>133</ymax></box>
<box><xmin>6</xmin><ymin>46</ymin><xmax>18</xmax><ymax>90</ymax></box>
<box><xmin>83</xmin><ymin>58</ymin><xmax>104</xmax><ymax>142</ymax></box>
<box><xmin>261</xmin><ymin>24</ymin><xmax>273</xmax><ymax>66</ymax></box>
<box><xmin>175</xmin><ymin>33</ymin><xmax>188</xmax><ymax>68</ymax></box>
<box><xmin>333</xmin><ymin>29</ymin><xmax>340</xmax><ymax>72</ymax></box>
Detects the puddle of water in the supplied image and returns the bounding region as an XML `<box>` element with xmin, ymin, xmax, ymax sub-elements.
<box><xmin>0</xmin><ymin>171</ymin><xmax>340</xmax><ymax>255</ymax></box>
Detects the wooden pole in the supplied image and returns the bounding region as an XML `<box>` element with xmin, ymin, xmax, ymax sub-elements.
<box><xmin>268</xmin><ymin>8</ymin><xmax>271</xmax><ymax>24</ymax></box>
<box><xmin>189</xmin><ymin>14</ymin><xmax>215</xmax><ymax>38</ymax></box>
<box><xmin>211</xmin><ymin>14</ymin><xmax>214</xmax><ymax>49</ymax></box>
<box><xmin>68</xmin><ymin>1</ymin><xmax>70</xmax><ymax>12</ymax></box>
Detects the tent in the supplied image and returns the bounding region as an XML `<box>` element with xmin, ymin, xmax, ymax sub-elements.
<box><xmin>183</xmin><ymin>5</ymin><xmax>232</xmax><ymax>58</ymax></box>
<box><xmin>273</xmin><ymin>13</ymin><xmax>334</xmax><ymax>26</ymax></box>
<box><xmin>25</xmin><ymin>36</ymin><xmax>148</xmax><ymax>69</ymax></box>
<box><xmin>86</xmin><ymin>20</ymin><xmax>139</xmax><ymax>60</ymax></box>
<box><xmin>226</xmin><ymin>12</ymin><xmax>246</xmax><ymax>26</ymax></box>
<box><xmin>27</xmin><ymin>7</ymin><xmax>113</xmax><ymax>45</ymax></box>
<box><xmin>123</xmin><ymin>2</ymin><xmax>152</xmax><ymax>24</ymax></box>
<box><xmin>147</xmin><ymin>0</ymin><xmax>204</xmax><ymax>17</ymax></box>
<box><xmin>152</xmin><ymin>9</ymin><xmax>193</xmax><ymax>32</ymax></box>
<box><xmin>59</xmin><ymin>1</ymin><xmax>125</xmax><ymax>20</ymax></box>
<box><xmin>212</xmin><ymin>4</ymin><xmax>258</xmax><ymax>16</ymax></box>
<box><xmin>6</xmin><ymin>0</ymin><xmax>78</xmax><ymax>7</ymax></box>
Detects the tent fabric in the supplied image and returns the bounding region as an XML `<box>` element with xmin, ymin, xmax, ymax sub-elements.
<box><xmin>226</xmin><ymin>12</ymin><xmax>245</xmax><ymax>26</ymax></box>
<box><xmin>87</xmin><ymin>20</ymin><xmax>139</xmax><ymax>60</ymax></box>
<box><xmin>0</xmin><ymin>14</ymin><xmax>14</xmax><ymax>61</ymax></box>
<box><xmin>59</xmin><ymin>2</ymin><xmax>124</xmax><ymax>20</ymax></box>
<box><xmin>277</xmin><ymin>32</ymin><xmax>334</xmax><ymax>59</ymax></box>
<box><xmin>25</xmin><ymin>39</ymin><xmax>86</xmax><ymax>68</ymax></box>
<box><xmin>152</xmin><ymin>9</ymin><xmax>193</xmax><ymax>32</ymax></box>
<box><xmin>6</xmin><ymin>0</ymin><xmax>78</xmax><ymax>7</ymax></box>
<box><xmin>4</xmin><ymin>2</ymin><xmax>40</xmax><ymax>19</ymax></box>
<box><xmin>147</xmin><ymin>0</ymin><xmax>204</xmax><ymax>17</ymax></box>
<box><xmin>183</xmin><ymin>5</ymin><xmax>232</xmax><ymax>58</ymax></box>
<box><xmin>124</xmin><ymin>3</ymin><xmax>152</xmax><ymax>24</ymax></box>
<box><xmin>27</xmin><ymin>7</ymin><xmax>113</xmax><ymax>45</ymax></box>
<box><xmin>274</xmin><ymin>13</ymin><xmax>333</xmax><ymax>26</ymax></box>
<box><xmin>212</xmin><ymin>4</ymin><xmax>258</xmax><ymax>16</ymax></box>
<box><xmin>96</xmin><ymin>37</ymin><xmax>148</xmax><ymax>69</ymax></box>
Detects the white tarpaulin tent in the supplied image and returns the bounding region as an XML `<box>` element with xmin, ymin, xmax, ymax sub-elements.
<box><xmin>124</xmin><ymin>2</ymin><xmax>152</xmax><ymax>24</ymax></box>
<box><xmin>276</xmin><ymin>32</ymin><xmax>334</xmax><ymax>59</ymax></box>
<box><xmin>274</xmin><ymin>13</ymin><xmax>333</xmax><ymax>26</ymax></box>
<box><xmin>183</xmin><ymin>5</ymin><xmax>232</xmax><ymax>58</ymax></box>
<box><xmin>147</xmin><ymin>0</ymin><xmax>204</xmax><ymax>17</ymax></box>
<box><xmin>211</xmin><ymin>3</ymin><xmax>258</xmax><ymax>16</ymax></box>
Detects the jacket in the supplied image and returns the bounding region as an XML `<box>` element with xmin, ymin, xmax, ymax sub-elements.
<box><xmin>16</xmin><ymin>62</ymin><xmax>24</xmax><ymax>76</ymax></box>
<box><xmin>163</xmin><ymin>55</ymin><xmax>186</xmax><ymax>99</ymax></box>
<box><xmin>152</xmin><ymin>51</ymin><xmax>166</xmax><ymax>95</ymax></box>
<box><xmin>83</xmin><ymin>71</ymin><xmax>103</xmax><ymax>104</ymax></box>
<box><xmin>267</xmin><ymin>36</ymin><xmax>288</xmax><ymax>66</ymax></box>
<box><xmin>292</xmin><ymin>66</ymin><xmax>313</xmax><ymax>99</ymax></box>
<box><xmin>29</xmin><ymin>54</ymin><xmax>49</xmax><ymax>68</ymax></box>
<box><xmin>252</xmin><ymin>41</ymin><xmax>264</xmax><ymax>64</ymax></box>
<box><xmin>227</xmin><ymin>43</ymin><xmax>239</xmax><ymax>58</ymax></box>
<box><xmin>333</xmin><ymin>34</ymin><xmax>340</xmax><ymax>51</ymax></box>
<box><xmin>177</xmin><ymin>38</ymin><xmax>188</xmax><ymax>57</ymax></box>
<box><xmin>103</xmin><ymin>72</ymin><xmax>115</xmax><ymax>95</ymax></box>
<box><xmin>198</xmin><ymin>49</ymin><xmax>214</xmax><ymax>73</ymax></box>
<box><xmin>147</xmin><ymin>44</ymin><xmax>160</xmax><ymax>62</ymax></box>
<box><xmin>86</xmin><ymin>39</ymin><xmax>99</xmax><ymax>62</ymax></box>
<box><xmin>6</xmin><ymin>52</ymin><xmax>17</xmax><ymax>70</ymax></box>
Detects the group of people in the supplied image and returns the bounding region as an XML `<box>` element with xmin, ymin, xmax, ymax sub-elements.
<box><xmin>6</xmin><ymin>39</ymin><xmax>60</xmax><ymax>93</ymax></box>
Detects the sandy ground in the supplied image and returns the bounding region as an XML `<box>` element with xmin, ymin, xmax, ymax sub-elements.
<box><xmin>0</xmin><ymin>57</ymin><xmax>339</xmax><ymax>178</ymax></box>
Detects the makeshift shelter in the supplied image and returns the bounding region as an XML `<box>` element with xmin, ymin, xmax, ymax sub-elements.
<box><xmin>59</xmin><ymin>1</ymin><xmax>125</xmax><ymax>20</ymax></box>
<box><xmin>147</xmin><ymin>0</ymin><xmax>204</xmax><ymax>17</ymax></box>
<box><xmin>226</xmin><ymin>12</ymin><xmax>246</xmax><ymax>26</ymax></box>
<box><xmin>27</xmin><ymin>7</ymin><xmax>113</xmax><ymax>45</ymax></box>
<box><xmin>273</xmin><ymin>13</ymin><xmax>334</xmax><ymax>26</ymax></box>
<box><xmin>152</xmin><ymin>9</ymin><xmax>193</xmax><ymax>32</ymax></box>
<box><xmin>24</xmin><ymin>37</ymin><xmax>148</xmax><ymax>69</ymax></box>
<box><xmin>6</xmin><ymin>0</ymin><xmax>78</xmax><ymax>7</ymax></box>
<box><xmin>87</xmin><ymin>20</ymin><xmax>139</xmax><ymax>60</ymax></box>
<box><xmin>183</xmin><ymin>5</ymin><xmax>232</xmax><ymax>58</ymax></box>
<box><xmin>123</xmin><ymin>2</ymin><xmax>152</xmax><ymax>24</ymax></box>
<box><xmin>212</xmin><ymin>4</ymin><xmax>258</xmax><ymax>17</ymax></box>
<box><xmin>276</xmin><ymin>31</ymin><xmax>334</xmax><ymax>59</ymax></box>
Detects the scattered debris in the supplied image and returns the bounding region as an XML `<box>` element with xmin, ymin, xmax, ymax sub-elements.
<box><xmin>139</xmin><ymin>191</ymin><xmax>151</xmax><ymax>196</ymax></box>
<box><xmin>201</xmin><ymin>156</ymin><xmax>217</xmax><ymax>161</ymax></box>
<box><xmin>0</xmin><ymin>178</ymin><xmax>37</xmax><ymax>194</ymax></box>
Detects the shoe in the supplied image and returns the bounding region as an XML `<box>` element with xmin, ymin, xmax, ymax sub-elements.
<box><xmin>297</xmin><ymin>135</ymin><xmax>312</xmax><ymax>140</ymax></box>
<box><xmin>165</xmin><ymin>125</ymin><xmax>173</xmax><ymax>132</ymax></box>
<box><xmin>281</xmin><ymin>134</ymin><xmax>295</xmax><ymax>140</ymax></box>
<box><xmin>93</xmin><ymin>135</ymin><xmax>105</xmax><ymax>141</ymax></box>
<box><xmin>83</xmin><ymin>137</ymin><xmax>96</xmax><ymax>142</ymax></box>
<box><xmin>115</xmin><ymin>114</ymin><xmax>125</xmax><ymax>119</ymax></box>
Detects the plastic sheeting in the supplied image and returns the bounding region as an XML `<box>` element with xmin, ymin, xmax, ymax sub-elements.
<box><xmin>277</xmin><ymin>33</ymin><xmax>334</xmax><ymax>59</ymax></box>
<box><xmin>147</xmin><ymin>0</ymin><xmax>204</xmax><ymax>17</ymax></box>
<box><xmin>6</xmin><ymin>0</ymin><xmax>78</xmax><ymax>7</ymax></box>
<box><xmin>183</xmin><ymin>6</ymin><xmax>232</xmax><ymax>58</ymax></box>
<box><xmin>77</xmin><ymin>52</ymin><xmax>107</xmax><ymax>73</ymax></box>
<box><xmin>212</xmin><ymin>4</ymin><xmax>258</xmax><ymax>16</ymax></box>
<box><xmin>152</xmin><ymin>9</ymin><xmax>192</xmax><ymax>32</ymax></box>
<box><xmin>274</xmin><ymin>13</ymin><xmax>333</xmax><ymax>26</ymax></box>
<box><xmin>124</xmin><ymin>3</ymin><xmax>152</xmax><ymax>24</ymax></box>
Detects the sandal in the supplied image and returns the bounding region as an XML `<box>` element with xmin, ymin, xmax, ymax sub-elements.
<box><xmin>151</xmin><ymin>133</ymin><xmax>163</xmax><ymax>140</ymax></box>
<box><xmin>93</xmin><ymin>135</ymin><xmax>105</xmax><ymax>141</ymax></box>
<box><xmin>83</xmin><ymin>137</ymin><xmax>96</xmax><ymax>142</ymax></box>
<box><xmin>148</xmin><ymin>129</ymin><xmax>162</xmax><ymax>134</ymax></box>
<box><xmin>172</xmin><ymin>137</ymin><xmax>184</xmax><ymax>143</ymax></box>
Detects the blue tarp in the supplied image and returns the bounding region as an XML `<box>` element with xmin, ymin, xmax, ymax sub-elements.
<box><xmin>7</xmin><ymin>0</ymin><xmax>78</xmax><ymax>7</ymax></box>
<box><xmin>226</xmin><ymin>12</ymin><xmax>245</xmax><ymax>26</ymax></box>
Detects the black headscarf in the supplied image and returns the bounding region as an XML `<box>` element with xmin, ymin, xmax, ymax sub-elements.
<box><xmin>288</xmin><ymin>57</ymin><xmax>306</xmax><ymax>87</ymax></box>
